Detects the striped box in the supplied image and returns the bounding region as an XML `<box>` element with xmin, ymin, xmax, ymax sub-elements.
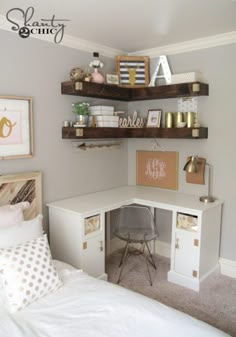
<box><xmin>116</xmin><ymin>56</ymin><xmax>149</xmax><ymax>87</ymax></box>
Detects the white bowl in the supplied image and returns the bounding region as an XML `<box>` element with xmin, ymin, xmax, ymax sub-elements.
<box><xmin>176</xmin><ymin>121</ymin><xmax>187</xmax><ymax>128</ymax></box>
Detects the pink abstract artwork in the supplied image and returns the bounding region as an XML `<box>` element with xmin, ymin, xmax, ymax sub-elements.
<box><xmin>0</xmin><ymin>110</ymin><xmax>22</xmax><ymax>145</ymax></box>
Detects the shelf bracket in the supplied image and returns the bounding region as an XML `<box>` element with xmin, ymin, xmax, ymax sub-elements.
<box><xmin>75</xmin><ymin>82</ymin><xmax>83</xmax><ymax>91</ymax></box>
<box><xmin>76</xmin><ymin>128</ymin><xmax>84</xmax><ymax>137</ymax></box>
<box><xmin>192</xmin><ymin>83</ymin><xmax>200</xmax><ymax>92</ymax></box>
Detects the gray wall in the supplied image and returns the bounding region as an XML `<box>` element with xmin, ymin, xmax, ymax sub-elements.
<box><xmin>0</xmin><ymin>30</ymin><xmax>128</xmax><ymax>231</ymax></box>
<box><xmin>128</xmin><ymin>44</ymin><xmax>236</xmax><ymax>261</ymax></box>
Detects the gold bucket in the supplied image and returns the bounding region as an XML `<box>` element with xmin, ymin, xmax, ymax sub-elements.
<box><xmin>165</xmin><ymin>112</ymin><xmax>174</xmax><ymax>128</ymax></box>
<box><xmin>185</xmin><ymin>112</ymin><xmax>195</xmax><ymax>128</ymax></box>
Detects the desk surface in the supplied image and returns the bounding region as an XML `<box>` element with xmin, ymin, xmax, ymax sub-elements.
<box><xmin>47</xmin><ymin>185</ymin><xmax>223</xmax><ymax>216</ymax></box>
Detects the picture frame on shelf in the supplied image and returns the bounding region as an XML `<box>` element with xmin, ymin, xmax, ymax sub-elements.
<box><xmin>106</xmin><ymin>73</ymin><xmax>119</xmax><ymax>85</ymax></box>
<box><xmin>146</xmin><ymin>109</ymin><xmax>162</xmax><ymax>127</ymax></box>
<box><xmin>0</xmin><ymin>96</ymin><xmax>33</xmax><ymax>159</ymax></box>
<box><xmin>115</xmin><ymin>55</ymin><xmax>149</xmax><ymax>87</ymax></box>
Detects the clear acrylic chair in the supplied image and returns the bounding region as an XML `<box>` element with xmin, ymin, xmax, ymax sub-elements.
<box><xmin>114</xmin><ymin>205</ymin><xmax>158</xmax><ymax>285</ymax></box>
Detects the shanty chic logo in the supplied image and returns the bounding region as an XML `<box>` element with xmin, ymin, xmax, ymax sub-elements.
<box><xmin>6</xmin><ymin>7</ymin><xmax>69</xmax><ymax>44</ymax></box>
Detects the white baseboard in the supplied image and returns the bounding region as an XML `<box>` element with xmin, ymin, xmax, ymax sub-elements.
<box><xmin>168</xmin><ymin>270</ymin><xmax>200</xmax><ymax>291</ymax></box>
<box><xmin>154</xmin><ymin>241</ymin><xmax>171</xmax><ymax>258</ymax></box>
<box><xmin>219</xmin><ymin>258</ymin><xmax>236</xmax><ymax>279</ymax></box>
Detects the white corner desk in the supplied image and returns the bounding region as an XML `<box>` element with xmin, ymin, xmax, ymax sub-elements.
<box><xmin>47</xmin><ymin>185</ymin><xmax>223</xmax><ymax>291</ymax></box>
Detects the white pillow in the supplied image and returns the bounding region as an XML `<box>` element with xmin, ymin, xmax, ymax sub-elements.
<box><xmin>0</xmin><ymin>214</ymin><xmax>43</xmax><ymax>249</ymax></box>
<box><xmin>0</xmin><ymin>234</ymin><xmax>62</xmax><ymax>312</ymax></box>
<box><xmin>0</xmin><ymin>202</ymin><xmax>30</xmax><ymax>227</ymax></box>
<box><xmin>0</xmin><ymin>214</ymin><xmax>44</xmax><ymax>290</ymax></box>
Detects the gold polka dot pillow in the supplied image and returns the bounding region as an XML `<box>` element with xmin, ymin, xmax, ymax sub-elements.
<box><xmin>0</xmin><ymin>234</ymin><xmax>62</xmax><ymax>312</ymax></box>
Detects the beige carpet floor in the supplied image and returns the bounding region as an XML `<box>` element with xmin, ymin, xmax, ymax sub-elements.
<box><xmin>106</xmin><ymin>251</ymin><xmax>236</xmax><ymax>337</ymax></box>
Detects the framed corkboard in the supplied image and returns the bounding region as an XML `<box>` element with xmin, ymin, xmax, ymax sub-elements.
<box><xmin>136</xmin><ymin>151</ymin><xmax>178</xmax><ymax>190</ymax></box>
<box><xmin>115</xmin><ymin>56</ymin><xmax>149</xmax><ymax>87</ymax></box>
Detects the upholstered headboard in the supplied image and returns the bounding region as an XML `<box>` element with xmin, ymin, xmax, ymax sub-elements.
<box><xmin>0</xmin><ymin>171</ymin><xmax>42</xmax><ymax>220</ymax></box>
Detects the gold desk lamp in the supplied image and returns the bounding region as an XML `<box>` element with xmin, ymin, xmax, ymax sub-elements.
<box><xmin>183</xmin><ymin>156</ymin><xmax>216</xmax><ymax>203</ymax></box>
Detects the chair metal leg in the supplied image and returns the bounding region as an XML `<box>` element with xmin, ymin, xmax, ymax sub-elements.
<box><xmin>144</xmin><ymin>240</ymin><xmax>157</xmax><ymax>270</ymax></box>
<box><xmin>143</xmin><ymin>251</ymin><xmax>153</xmax><ymax>286</ymax></box>
<box><xmin>119</xmin><ymin>241</ymin><xmax>129</xmax><ymax>267</ymax></box>
<box><xmin>117</xmin><ymin>241</ymin><xmax>130</xmax><ymax>283</ymax></box>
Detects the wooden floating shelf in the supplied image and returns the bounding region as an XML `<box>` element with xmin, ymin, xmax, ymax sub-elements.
<box><xmin>61</xmin><ymin>81</ymin><xmax>209</xmax><ymax>102</ymax></box>
<box><xmin>62</xmin><ymin>127</ymin><xmax>208</xmax><ymax>139</ymax></box>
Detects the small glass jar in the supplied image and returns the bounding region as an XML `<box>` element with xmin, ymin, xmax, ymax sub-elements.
<box><xmin>63</xmin><ymin>120</ymin><xmax>69</xmax><ymax>127</ymax></box>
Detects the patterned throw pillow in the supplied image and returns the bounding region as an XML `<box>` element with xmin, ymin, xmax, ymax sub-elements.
<box><xmin>0</xmin><ymin>234</ymin><xmax>62</xmax><ymax>312</ymax></box>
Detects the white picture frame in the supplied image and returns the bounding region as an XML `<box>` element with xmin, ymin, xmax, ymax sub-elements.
<box><xmin>106</xmin><ymin>73</ymin><xmax>119</xmax><ymax>85</ymax></box>
<box><xmin>146</xmin><ymin>109</ymin><xmax>162</xmax><ymax>127</ymax></box>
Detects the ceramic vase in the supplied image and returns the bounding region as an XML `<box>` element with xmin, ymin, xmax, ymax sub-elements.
<box><xmin>91</xmin><ymin>68</ymin><xmax>105</xmax><ymax>84</ymax></box>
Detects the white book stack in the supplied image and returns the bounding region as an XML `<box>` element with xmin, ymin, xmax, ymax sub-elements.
<box><xmin>88</xmin><ymin>106</ymin><xmax>119</xmax><ymax>127</ymax></box>
<box><xmin>171</xmin><ymin>72</ymin><xmax>207</xmax><ymax>84</ymax></box>
<box><xmin>95</xmin><ymin>116</ymin><xmax>119</xmax><ymax>127</ymax></box>
<box><xmin>88</xmin><ymin>106</ymin><xmax>114</xmax><ymax>116</ymax></box>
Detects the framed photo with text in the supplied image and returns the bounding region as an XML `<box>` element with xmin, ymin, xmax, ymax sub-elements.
<box><xmin>146</xmin><ymin>109</ymin><xmax>162</xmax><ymax>127</ymax></box>
<box><xmin>0</xmin><ymin>96</ymin><xmax>33</xmax><ymax>159</ymax></box>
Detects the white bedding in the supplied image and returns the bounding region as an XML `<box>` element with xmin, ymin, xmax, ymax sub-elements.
<box><xmin>0</xmin><ymin>260</ymin><xmax>229</xmax><ymax>337</ymax></box>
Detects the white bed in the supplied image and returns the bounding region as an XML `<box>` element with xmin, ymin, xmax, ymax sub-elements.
<box><xmin>0</xmin><ymin>260</ymin><xmax>229</xmax><ymax>337</ymax></box>
<box><xmin>0</xmin><ymin>172</ymin><xmax>230</xmax><ymax>337</ymax></box>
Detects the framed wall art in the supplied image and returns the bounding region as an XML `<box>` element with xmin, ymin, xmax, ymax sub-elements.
<box><xmin>0</xmin><ymin>96</ymin><xmax>33</xmax><ymax>159</ymax></box>
<box><xmin>115</xmin><ymin>55</ymin><xmax>149</xmax><ymax>87</ymax></box>
<box><xmin>146</xmin><ymin>109</ymin><xmax>162</xmax><ymax>127</ymax></box>
<box><xmin>136</xmin><ymin>150</ymin><xmax>179</xmax><ymax>190</ymax></box>
<box><xmin>106</xmin><ymin>73</ymin><xmax>119</xmax><ymax>85</ymax></box>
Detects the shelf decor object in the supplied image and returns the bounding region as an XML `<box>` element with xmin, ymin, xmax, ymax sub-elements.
<box><xmin>149</xmin><ymin>55</ymin><xmax>171</xmax><ymax>86</ymax></box>
<box><xmin>146</xmin><ymin>109</ymin><xmax>162</xmax><ymax>127</ymax></box>
<box><xmin>115</xmin><ymin>55</ymin><xmax>149</xmax><ymax>87</ymax></box>
<box><xmin>89</xmin><ymin>52</ymin><xmax>105</xmax><ymax>84</ymax></box>
<box><xmin>183</xmin><ymin>156</ymin><xmax>216</xmax><ymax>203</ymax></box>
